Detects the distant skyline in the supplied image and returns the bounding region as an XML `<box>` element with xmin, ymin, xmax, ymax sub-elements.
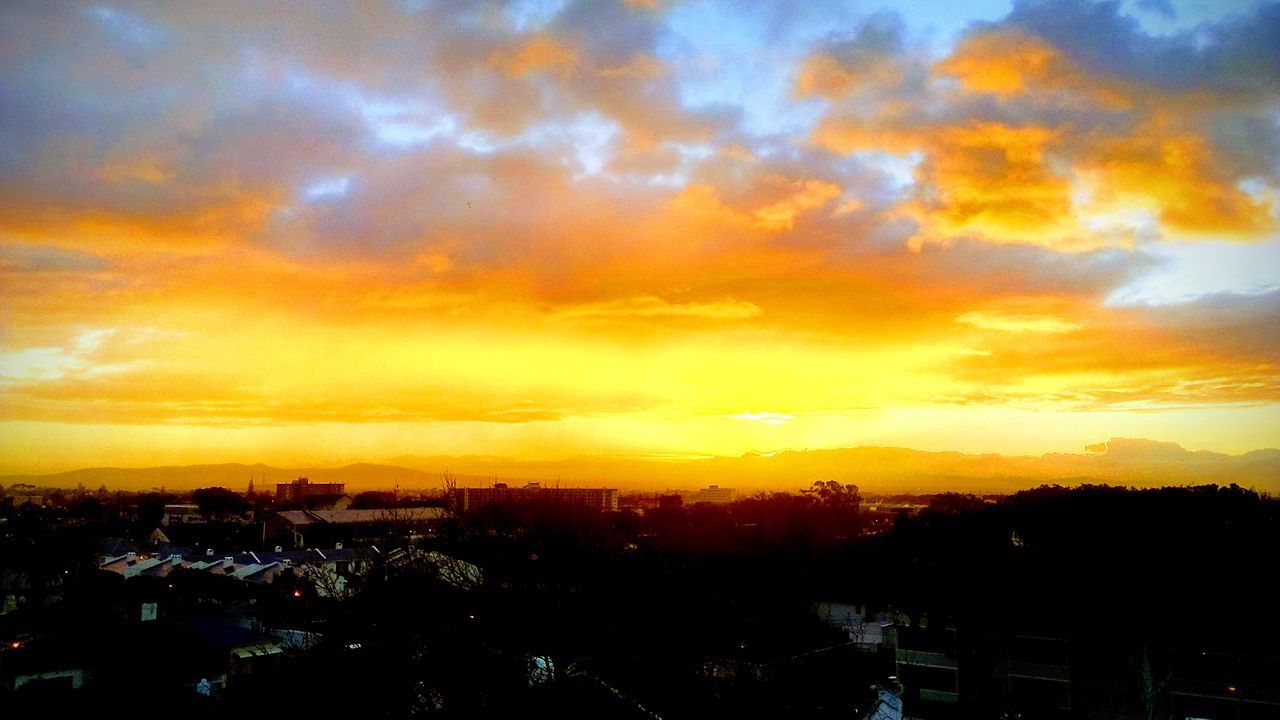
<box><xmin>4</xmin><ymin>438</ymin><xmax>1278</xmax><ymax>496</ymax></box>
<box><xmin>2</xmin><ymin>1</ymin><xmax>1278</xmax><ymax>475</ymax></box>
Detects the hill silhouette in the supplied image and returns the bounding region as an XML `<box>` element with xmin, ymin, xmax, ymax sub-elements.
<box><xmin>4</xmin><ymin>438</ymin><xmax>1276</xmax><ymax>494</ymax></box>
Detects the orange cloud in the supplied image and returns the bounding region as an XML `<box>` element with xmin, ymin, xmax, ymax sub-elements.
<box><xmin>672</xmin><ymin>179</ymin><xmax>842</xmax><ymax>233</ymax></box>
<box><xmin>813</xmin><ymin>30</ymin><xmax>1276</xmax><ymax>251</ymax></box>
<box><xmin>0</xmin><ymin>191</ymin><xmax>280</xmax><ymax>254</ymax></box>
<box><xmin>796</xmin><ymin>51</ymin><xmax>903</xmax><ymax>100</ymax></box>
<box><xmin>796</xmin><ymin>53</ymin><xmax>862</xmax><ymax>98</ymax></box>
<box><xmin>934</xmin><ymin>28</ymin><xmax>1132</xmax><ymax>108</ymax></box>
<box><xmin>598</xmin><ymin>54</ymin><xmax>666</xmax><ymax>80</ymax></box>
<box><xmin>903</xmin><ymin>123</ymin><xmax>1083</xmax><ymax>249</ymax></box>
<box><xmin>937</xmin><ymin>30</ymin><xmax>1064</xmax><ymax>96</ymax></box>
<box><xmin>490</xmin><ymin>35</ymin><xmax>579</xmax><ymax>78</ymax></box>
<box><xmin>1079</xmin><ymin>116</ymin><xmax>1274</xmax><ymax>238</ymax></box>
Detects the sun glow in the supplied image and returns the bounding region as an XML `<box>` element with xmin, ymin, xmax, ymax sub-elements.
<box><xmin>1</xmin><ymin>1</ymin><xmax>1278</xmax><ymax>477</ymax></box>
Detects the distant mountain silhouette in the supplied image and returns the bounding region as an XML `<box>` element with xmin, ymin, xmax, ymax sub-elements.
<box><xmin>386</xmin><ymin>439</ymin><xmax>1280</xmax><ymax>493</ymax></box>
<box><xmin>0</xmin><ymin>462</ymin><xmax>490</xmax><ymax>493</ymax></box>
<box><xmin>8</xmin><ymin>438</ymin><xmax>1272</xmax><ymax>493</ymax></box>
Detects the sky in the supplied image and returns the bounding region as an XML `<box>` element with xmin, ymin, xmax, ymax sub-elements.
<box><xmin>1</xmin><ymin>0</ymin><xmax>1278</xmax><ymax>475</ymax></box>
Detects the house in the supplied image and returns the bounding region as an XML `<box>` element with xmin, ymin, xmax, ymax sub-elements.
<box><xmin>812</xmin><ymin>602</ymin><xmax>895</xmax><ymax>649</ymax></box>
<box><xmin>385</xmin><ymin>547</ymin><xmax>483</xmax><ymax>590</ymax></box>
<box><xmin>1</xmin><ymin>635</ymin><xmax>94</xmax><ymax>693</ymax></box>
<box><xmin>1</xmin><ymin>566</ymin><xmax>65</xmax><ymax>614</ymax></box>
<box><xmin>173</xmin><ymin>618</ymin><xmax>283</xmax><ymax>689</ymax></box>
<box><xmin>98</xmin><ymin>545</ymin><xmax>379</xmax><ymax>595</ymax></box>
<box><xmin>161</xmin><ymin>504</ymin><xmax>204</xmax><ymax>526</ymax></box>
<box><xmin>2</xmin><ymin>620</ymin><xmax>281</xmax><ymax>699</ymax></box>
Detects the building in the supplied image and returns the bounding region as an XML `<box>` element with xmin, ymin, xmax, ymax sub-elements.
<box><xmin>161</xmin><ymin>504</ymin><xmax>204</xmax><ymax>526</ymax></box>
<box><xmin>1</xmin><ymin>620</ymin><xmax>284</xmax><ymax>704</ymax></box>
<box><xmin>458</xmin><ymin>483</ymin><xmax>619</xmax><ymax>512</ymax></box>
<box><xmin>270</xmin><ymin>507</ymin><xmax>448</xmax><ymax>548</ymax></box>
<box><xmin>160</xmin><ymin>502</ymin><xmax>254</xmax><ymax>525</ymax></box>
<box><xmin>692</xmin><ymin>485</ymin><xmax>737</xmax><ymax>504</ymax></box>
<box><xmin>1164</xmin><ymin>647</ymin><xmax>1280</xmax><ymax>719</ymax></box>
<box><xmin>2</xmin><ymin>635</ymin><xmax>95</xmax><ymax>694</ymax></box>
<box><xmin>876</xmin><ymin>612</ymin><xmax>1280</xmax><ymax>719</ymax></box>
<box><xmin>6</xmin><ymin>494</ymin><xmax>44</xmax><ymax>508</ymax></box>
<box><xmin>890</xmin><ymin>621</ymin><xmax>962</xmax><ymax>714</ymax></box>
<box><xmin>98</xmin><ymin>546</ymin><xmax>378</xmax><ymax>591</ymax></box>
<box><xmin>275</xmin><ymin>476</ymin><xmax>345</xmax><ymax>502</ymax></box>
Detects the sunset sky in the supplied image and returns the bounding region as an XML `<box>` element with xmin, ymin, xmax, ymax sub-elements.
<box><xmin>2</xmin><ymin>0</ymin><xmax>1278</xmax><ymax>475</ymax></box>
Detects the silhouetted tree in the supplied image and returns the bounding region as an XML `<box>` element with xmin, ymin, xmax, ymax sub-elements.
<box><xmin>191</xmin><ymin>486</ymin><xmax>247</xmax><ymax>521</ymax></box>
<box><xmin>350</xmin><ymin>491</ymin><xmax>396</xmax><ymax>509</ymax></box>
<box><xmin>803</xmin><ymin>480</ymin><xmax>862</xmax><ymax>512</ymax></box>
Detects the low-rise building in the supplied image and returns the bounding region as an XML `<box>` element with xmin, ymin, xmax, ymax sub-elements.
<box><xmin>161</xmin><ymin>504</ymin><xmax>204</xmax><ymax>526</ymax></box>
<box><xmin>7</xmin><ymin>494</ymin><xmax>44</xmax><ymax>508</ymax></box>
<box><xmin>271</xmin><ymin>507</ymin><xmax>448</xmax><ymax>548</ymax></box>
<box><xmin>691</xmin><ymin>485</ymin><xmax>737</xmax><ymax>504</ymax></box>
<box><xmin>458</xmin><ymin>483</ymin><xmax>619</xmax><ymax>512</ymax></box>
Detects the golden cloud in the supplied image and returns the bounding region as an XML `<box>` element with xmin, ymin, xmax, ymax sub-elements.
<box><xmin>490</xmin><ymin>35</ymin><xmax>580</xmax><ymax>78</ymax></box>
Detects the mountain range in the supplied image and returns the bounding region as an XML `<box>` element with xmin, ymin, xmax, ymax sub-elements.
<box><xmin>3</xmin><ymin>438</ymin><xmax>1277</xmax><ymax>495</ymax></box>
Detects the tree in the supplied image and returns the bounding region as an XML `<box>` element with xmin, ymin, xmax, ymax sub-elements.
<box><xmin>191</xmin><ymin>486</ymin><xmax>248</xmax><ymax>521</ymax></box>
<box><xmin>925</xmin><ymin>493</ymin><xmax>987</xmax><ymax>515</ymax></box>
<box><xmin>804</xmin><ymin>480</ymin><xmax>861</xmax><ymax>512</ymax></box>
<box><xmin>137</xmin><ymin>492</ymin><xmax>173</xmax><ymax>527</ymax></box>
<box><xmin>350</xmin><ymin>491</ymin><xmax>396</xmax><ymax>509</ymax></box>
<box><xmin>803</xmin><ymin>480</ymin><xmax>863</xmax><ymax>540</ymax></box>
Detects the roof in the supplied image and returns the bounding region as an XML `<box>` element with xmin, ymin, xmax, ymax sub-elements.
<box><xmin>275</xmin><ymin>507</ymin><xmax>446</xmax><ymax>526</ymax></box>
<box><xmin>240</xmin><ymin>564</ymin><xmax>289</xmax><ymax>583</ymax></box>
<box><xmin>232</xmin><ymin>643</ymin><xmax>283</xmax><ymax>659</ymax></box>
<box><xmin>100</xmin><ymin>537</ymin><xmax>140</xmax><ymax>557</ymax></box>
<box><xmin>138</xmin><ymin>557</ymin><xmax>194</xmax><ymax>578</ymax></box>
<box><xmin>99</xmin><ymin>546</ymin><xmax>376</xmax><ymax>584</ymax></box>
<box><xmin>174</xmin><ymin>618</ymin><xmax>277</xmax><ymax>650</ymax></box>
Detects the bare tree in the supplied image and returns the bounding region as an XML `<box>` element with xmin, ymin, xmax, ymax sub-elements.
<box><xmin>300</xmin><ymin>559</ymin><xmax>353</xmax><ymax>600</ymax></box>
<box><xmin>440</xmin><ymin>469</ymin><xmax>460</xmax><ymax>517</ymax></box>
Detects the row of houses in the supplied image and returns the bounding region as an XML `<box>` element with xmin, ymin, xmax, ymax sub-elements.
<box><xmin>98</xmin><ymin>538</ymin><xmax>482</xmax><ymax>596</ymax></box>
<box><xmin>99</xmin><ymin>545</ymin><xmax>376</xmax><ymax>597</ymax></box>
